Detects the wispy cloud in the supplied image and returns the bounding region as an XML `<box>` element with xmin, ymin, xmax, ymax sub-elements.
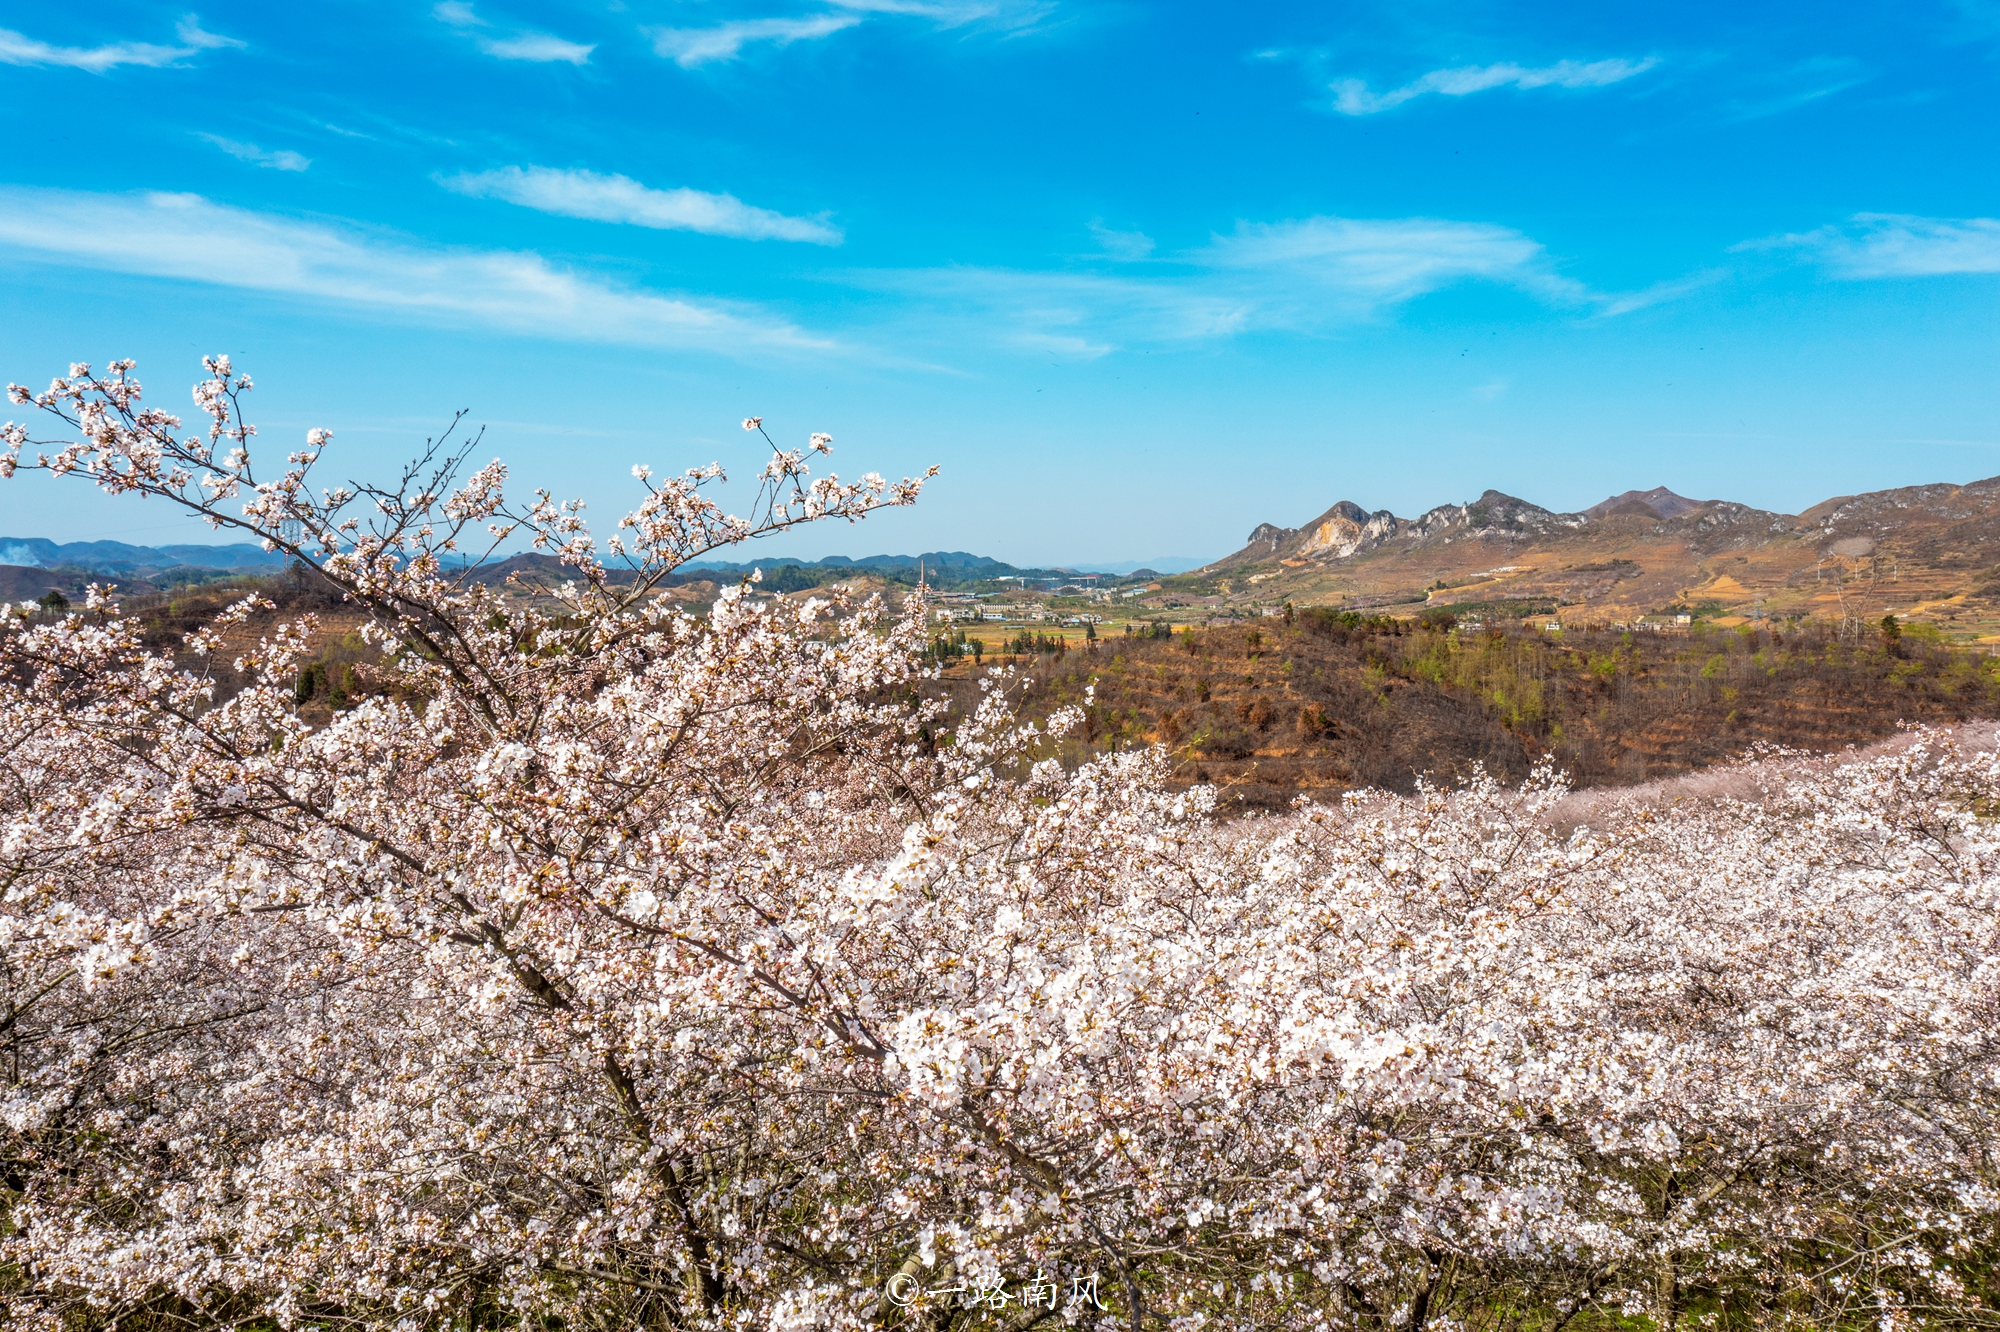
<box><xmin>824</xmin><ymin>0</ymin><xmax>1051</xmax><ymax>20</ymax></box>
<box><xmin>434</xmin><ymin>2</ymin><xmax>594</xmax><ymax>64</ymax></box>
<box><xmin>1088</xmin><ymin>222</ymin><xmax>1155</xmax><ymax>260</ymax></box>
<box><xmin>441</xmin><ymin>166</ymin><xmax>843</xmax><ymax>244</ymax></box>
<box><xmin>851</xmin><ymin>213</ymin><xmax>1669</xmax><ymax>360</ymax></box>
<box><xmin>855</xmin><ymin>267</ymin><xmax>1252</xmax><ymax>358</ymax></box>
<box><xmin>649</xmin><ymin>16</ymin><xmax>862</xmax><ymax>67</ymax></box>
<box><xmin>1746</xmin><ymin>213</ymin><xmax>2000</xmax><ymax>277</ymax></box>
<box><xmin>1204</xmin><ymin>216</ymin><xmax>1581</xmax><ymax>303</ymax></box>
<box><xmin>1719</xmin><ymin>56</ymin><xmax>1867</xmax><ymax>122</ymax></box>
<box><xmin>0</xmin><ymin>15</ymin><xmax>242</xmax><ymax>72</ymax></box>
<box><xmin>1330</xmin><ymin>57</ymin><xmax>1658</xmax><ymax>115</ymax></box>
<box><xmin>1594</xmin><ymin>268</ymin><xmax>1728</xmax><ymax>316</ymax></box>
<box><xmin>198</xmin><ymin>133</ymin><xmax>310</xmax><ymax>172</ymax></box>
<box><xmin>648</xmin><ymin>0</ymin><xmax>1048</xmax><ymax>67</ymax></box>
<box><xmin>480</xmin><ymin>33</ymin><xmax>593</xmax><ymax>62</ymax></box>
<box><xmin>0</xmin><ymin>187</ymin><xmax>829</xmax><ymax>356</ymax></box>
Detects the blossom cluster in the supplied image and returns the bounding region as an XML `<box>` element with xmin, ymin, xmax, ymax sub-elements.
<box><xmin>0</xmin><ymin>360</ymin><xmax>1994</xmax><ymax>1331</ymax></box>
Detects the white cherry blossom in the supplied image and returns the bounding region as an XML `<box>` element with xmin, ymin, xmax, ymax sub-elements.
<box><xmin>0</xmin><ymin>358</ymin><xmax>1993</xmax><ymax>1332</ymax></box>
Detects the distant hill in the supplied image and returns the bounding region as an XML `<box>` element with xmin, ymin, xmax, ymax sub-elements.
<box><xmin>687</xmin><ymin>550</ymin><xmax>1018</xmax><ymax>575</ymax></box>
<box><xmin>1191</xmin><ymin>476</ymin><xmax>2000</xmax><ymax>636</ymax></box>
<box><xmin>682</xmin><ymin>552</ymin><xmax>1211</xmax><ymax>583</ymax></box>
<box><xmin>1582</xmin><ymin>487</ymin><xmax>1711</xmax><ymax>520</ymax></box>
<box><xmin>681</xmin><ymin>551</ymin><xmax>1149</xmax><ymax>588</ymax></box>
<box><xmin>0</xmin><ymin>537</ymin><xmax>286</xmax><ymax>573</ymax></box>
<box><xmin>1209</xmin><ymin>490</ymin><xmax>1590</xmax><ymax>573</ymax></box>
<box><xmin>0</xmin><ymin>537</ymin><xmax>1174</xmax><ymax>597</ymax></box>
<box><xmin>0</xmin><ymin>535</ymin><xmax>287</xmax><ymax>602</ymax></box>
<box><xmin>0</xmin><ymin>565</ymin><xmax>96</xmax><ymax>600</ymax></box>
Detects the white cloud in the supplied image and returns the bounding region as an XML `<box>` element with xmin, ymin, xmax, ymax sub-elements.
<box><xmin>826</xmin><ymin>0</ymin><xmax>968</xmax><ymax>11</ymax></box>
<box><xmin>0</xmin><ymin>15</ymin><xmax>242</xmax><ymax>72</ymax></box>
<box><xmin>645</xmin><ymin>0</ymin><xmax>1048</xmax><ymax>67</ymax></box>
<box><xmin>1204</xmin><ymin>216</ymin><xmax>1578</xmax><ymax>303</ymax></box>
<box><xmin>852</xmin><ymin>213</ymin><xmax>1674</xmax><ymax>359</ymax></box>
<box><xmin>441</xmin><ymin>166</ymin><xmax>842</xmax><ymax>244</ymax></box>
<box><xmin>0</xmin><ymin>187</ymin><xmax>829</xmax><ymax>357</ymax></box>
<box><xmin>857</xmin><ymin>267</ymin><xmax>1252</xmax><ymax>355</ymax></box>
<box><xmin>198</xmin><ymin>133</ymin><xmax>311</xmax><ymax>172</ymax></box>
<box><xmin>1204</xmin><ymin>216</ymin><xmax>1688</xmax><ymax>321</ymax></box>
<box><xmin>1747</xmin><ymin>213</ymin><xmax>2000</xmax><ymax>279</ymax></box>
<box><xmin>479</xmin><ymin>32</ymin><xmax>594</xmax><ymax>63</ymax></box>
<box><xmin>824</xmin><ymin>0</ymin><xmax>1048</xmax><ymax>19</ymax></box>
<box><xmin>175</xmin><ymin>16</ymin><xmax>243</xmax><ymax>50</ymax></box>
<box><xmin>1331</xmin><ymin>57</ymin><xmax>1658</xmax><ymax>115</ymax></box>
<box><xmin>649</xmin><ymin>16</ymin><xmax>862</xmax><ymax>67</ymax></box>
<box><xmin>435</xmin><ymin>3</ymin><xmax>593</xmax><ymax>64</ymax></box>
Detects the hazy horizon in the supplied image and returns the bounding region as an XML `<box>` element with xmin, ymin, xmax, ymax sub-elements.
<box><xmin>2</xmin><ymin>464</ymin><xmax>1988</xmax><ymax>576</ymax></box>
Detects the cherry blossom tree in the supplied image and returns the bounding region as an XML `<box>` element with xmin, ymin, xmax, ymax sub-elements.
<box><xmin>0</xmin><ymin>359</ymin><xmax>1995</xmax><ymax>1332</ymax></box>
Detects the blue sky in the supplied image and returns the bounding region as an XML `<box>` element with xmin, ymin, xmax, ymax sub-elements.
<box><xmin>0</xmin><ymin>0</ymin><xmax>1995</xmax><ymax>566</ymax></box>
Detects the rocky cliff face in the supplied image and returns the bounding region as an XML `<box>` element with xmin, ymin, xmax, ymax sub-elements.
<box><xmin>1209</xmin><ymin>489</ymin><xmax>1593</xmax><ymax>572</ymax></box>
<box><xmin>1184</xmin><ymin>474</ymin><xmax>2000</xmax><ymax>634</ymax></box>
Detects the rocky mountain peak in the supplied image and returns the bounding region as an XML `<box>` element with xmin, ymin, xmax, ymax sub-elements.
<box><xmin>1584</xmin><ymin>486</ymin><xmax>1709</xmax><ymax>520</ymax></box>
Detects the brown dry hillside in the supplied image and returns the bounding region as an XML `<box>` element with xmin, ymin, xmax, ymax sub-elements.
<box><xmin>0</xmin><ymin>563</ymin><xmax>161</xmax><ymax>601</ymax></box>
<box><xmin>1179</xmin><ymin>475</ymin><xmax>2000</xmax><ymax>639</ymax></box>
<box><xmin>935</xmin><ymin>612</ymin><xmax>2000</xmax><ymax>811</ymax></box>
<box><xmin>81</xmin><ymin>567</ymin><xmax>2000</xmax><ymax>812</ymax></box>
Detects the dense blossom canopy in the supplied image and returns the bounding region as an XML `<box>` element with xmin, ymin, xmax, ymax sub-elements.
<box><xmin>0</xmin><ymin>360</ymin><xmax>1996</xmax><ymax>1331</ymax></box>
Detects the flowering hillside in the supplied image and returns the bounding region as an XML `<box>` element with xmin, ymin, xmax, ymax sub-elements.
<box><xmin>1</xmin><ymin>361</ymin><xmax>1996</xmax><ymax>1331</ymax></box>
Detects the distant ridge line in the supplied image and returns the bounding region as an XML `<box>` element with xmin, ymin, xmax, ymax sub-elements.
<box><xmin>0</xmin><ymin>538</ymin><xmax>1210</xmax><ymax>586</ymax></box>
<box><xmin>0</xmin><ymin>536</ymin><xmax>285</xmax><ymax>572</ymax></box>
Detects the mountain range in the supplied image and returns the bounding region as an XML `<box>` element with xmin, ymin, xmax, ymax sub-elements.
<box><xmin>18</xmin><ymin>469</ymin><xmax>2000</xmax><ymax>635</ymax></box>
<box><xmin>0</xmin><ymin>539</ymin><xmax>1179</xmax><ymax>599</ymax></box>
<box><xmin>684</xmin><ymin>551</ymin><xmax>1205</xmax><ymax>578</ymax></box>
<box><xmin>0</xmin><ymin>537</ymin><xmax>285</xmax><ymax>573</ymax></box>
<box><xmin>1197</xmin><ymin>477</ymin><xmax>2000</xmax><ymax>635</ymax></box>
